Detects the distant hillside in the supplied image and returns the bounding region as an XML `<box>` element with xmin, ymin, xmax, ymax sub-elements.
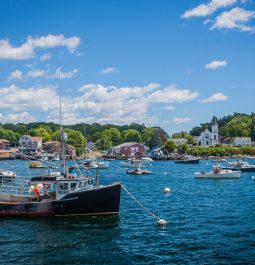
<box><xmin>0</xmin><ymin>121</ymin><xmax>169</xmax><ymax>147</ymax></box>
<box><xmin>189</xmin><ymin>113</ymin><xmax>255</xmax><ymax>141</ymax></box>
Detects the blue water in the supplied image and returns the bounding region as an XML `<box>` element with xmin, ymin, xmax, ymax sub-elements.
<box><xmin>0</xmin><ymin>159</ymin><xmax>255</xmax><ymax>265</ymax></box>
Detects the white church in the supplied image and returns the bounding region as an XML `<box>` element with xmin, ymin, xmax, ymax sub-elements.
<box><xmin>194</xmin><ymin>117</ymin><xmax>219</xmax><ymax>146</ymax></box>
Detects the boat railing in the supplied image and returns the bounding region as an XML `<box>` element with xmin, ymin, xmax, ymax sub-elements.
<box><xmin>0</xmin><ymin>176</ymin><xmax>30</xmax><ymax>196</ymax></box>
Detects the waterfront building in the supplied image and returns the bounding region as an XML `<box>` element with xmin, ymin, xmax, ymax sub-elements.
<box><xmin>0</xmin><ymin>139</ymin><xmax>11</xmax><ymax>150</ymax></box>
<box><xmin>171</xmin><ymin>138</ymin><xmax>187</xmax><ymax>145</ymax></box>
<box><xmin>43</xmin><ymin>140</ymin><xmax>77</xmax><ymax>157</ymax></box>
<box><xmin>194</xmin><ymin>117</ymin><xmax>218</xmax><ymax>146</ymax></box>
<box><xmin>232</xmin><ymin>137</ymin><xmax>252</xmax><ymax>146</ymax></box>
<box><xmin>111</xmin><ymin>142</ymin><xmax>149</xmax><ymax>157</ymax></box>
<box><xmin>19</xmin><ymin>135</ymin><xmax>42</xmax><ymax>154</ymax></box>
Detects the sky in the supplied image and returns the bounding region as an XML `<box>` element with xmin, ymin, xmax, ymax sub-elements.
<box><xmin>0</xmin><ymin>0</ymin><xmax>254</xmax><ymax>136</ymax></box>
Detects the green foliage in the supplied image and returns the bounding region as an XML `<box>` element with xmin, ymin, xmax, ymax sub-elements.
<box><xmin>188</xmin><ymin>145</ymin><xmax>255</xmax><ymax>156</ymax></box>
<box><xmin>64</xmin><ymin>129</ymin><xmax>86</xmax><ymax>156</ymax></box>
<box><xmin>177</xmin><ymin>143</ymin><xmax>189</xmax><ymax>154</ymax></box>
<box><xmin>224</xmin><ymin>115</ymin><xmax>251</xmax><ymax>137</ymax></box>
<box><xmin>0</xmin><ymin>126</ymin><xmax>19</xmax><ymax>144</ymax></box>
<box><xmin>164</xmin><ymin>140</ymin><xmax>177</xmax><ymax>153</ymax></box>
<box><xmin>172</xmin><ymin>131</ymin><xmax>195</xmax><ymax>145</ymax></box>
<box><xmin>121</xmin><ymin>129</ymin><xmax>141</xmax><ymax>143</ymax></box>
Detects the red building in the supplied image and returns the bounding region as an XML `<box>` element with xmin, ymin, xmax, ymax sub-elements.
<box><xmin>112</xmin><ymin>142</ymin><xmax>149</xmax><ymax>157</ymax></box>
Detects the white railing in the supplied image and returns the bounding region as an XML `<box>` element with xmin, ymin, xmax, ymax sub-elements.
<box><xmin>0</xmin><ymin>176</ymin><xmax>30</xmax><ymax>195</ymax></box>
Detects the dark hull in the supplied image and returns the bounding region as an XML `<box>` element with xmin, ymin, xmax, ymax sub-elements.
<box><xmin>222</xmin><ymin>167</ymin><xmax>255</xmax><ymax>172</ymax></box>
<box><xmin>175</xmin><ymin>159</ymin><xmax>200</xmax><ymax>164</ymax></box>
<box><xmin>0</xmin><ymin>183</ymin><xmax>121</xmax><ymax>218</ymax></box>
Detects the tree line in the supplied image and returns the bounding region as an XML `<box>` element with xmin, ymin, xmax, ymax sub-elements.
<box><xmin>0</xmin><ymin>122</ymin><xmax>168</xmax><ymax>155</ymax></box>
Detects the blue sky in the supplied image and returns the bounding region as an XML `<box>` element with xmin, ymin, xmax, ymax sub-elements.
<box><xmin>0</xmin><ymin>0</ymin><xmax>254</xmax><ymax>136</ymax></box>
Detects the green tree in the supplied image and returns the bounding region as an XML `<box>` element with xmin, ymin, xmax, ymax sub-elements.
<box><xmin>177</xmin><ymin>143</ymin><xmax>189</xmax><ymax>155</ymax></box>
<box><xmin>29</xmin><ymin>128</ymin><xmax>52</xmax><ymax>142</ymax></box>
<box><xmin>108</xmin><ymin>128</ymin><xmax>121</xmax><ymax>146</ymax></box>
<box><xmin>121</xmin><ymin>129</ymin><xmax>141</xmax><ymax>143</ymax></box>
<box><xmin>164</xmin><ymin>140</ymin><xmax>177</xmax><ymax>153</ymax></box>
<box><xmin>141</xmin><ymin>128</ymin><xmax>155</xmax><ymax>148</ymax></box>
<box><xmin>151</xmin><ymin>128</ymin><xmax>162</xmax><ymax>147</ymax></box>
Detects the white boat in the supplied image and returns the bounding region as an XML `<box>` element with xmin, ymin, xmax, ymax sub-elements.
<box><xmin>211</xmin><ymin>158</ymin><xmax>227</xmax><ymax>162</ymax></box>
<box><xmin>52</xmin><ymin>154</ymin><xmax>60</xmax><ymax>161</ymax></box>
<box><xmin>222</xmin><ymin>161</ymin><xmax>255</xmax><ymax>172</ymax></box>
<box><xmin>96</xmin><ymin>161</ymin><xmax>109</xmax><ymax>169</ymax></box>
<box><xmin>120</xmin><ymin>159</ymin><xmax>143</xmax><ymax>167</ymax></box>
<box><xmin>0</xmin><ymin>170</ymin><xmax>16</xmax><ymax>179</ymax></box>
<box><xmin>141</xmin><ymin>156</ymin><xmax>153</xmax><ymax>162</ymax></box>
<box><xmin>195</xmin><ymin>165</ymin><xmax>241</xmax><ymax>179</ymax></box>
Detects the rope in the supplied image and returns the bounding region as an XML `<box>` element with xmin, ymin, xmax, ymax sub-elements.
<box><xmin>121</xmin><ymin>184</ymin><xmax>160</xmax><ymax>221</ymax></box>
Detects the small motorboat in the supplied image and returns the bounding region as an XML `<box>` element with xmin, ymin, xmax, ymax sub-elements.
<box><xmin>141</xmin><ymin>156</ymin><xmax>153</xmax><ymax>162</ymax></box>
<box><xmin>195</xmin><ymin>165</ymin><xmax>241</xmax><ymax>179</ymax></box>
<box><xmin>29</xmin><ymin>161</ymin><xmax>47</xmax><ymax>168</ymax></box>
<box><xmin>222</xmin><ymin>161</ymin><xmax>255</xmax><ymax>172</ymax></box>
<box><xmin>126</xmin><ymin>169</ymin><xmax>152</xmax><ymax>175</ymax></box>
<box><xmin>0</xmin><ymin>170</ymin><xmax>16</xmax><ymax>179</ymax></box>
<box><xmin>120</xmin><ymin>159</ymin><xmax>143</xmax><ymax>167</ymax></box>
<box><xmin>175</xmin><ymin>156</ymin><xmax>200</xmax><ymax>164</ymax></box>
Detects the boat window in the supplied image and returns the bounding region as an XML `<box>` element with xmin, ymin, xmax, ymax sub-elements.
<box><xmin>58</xmin><ymin>183</ymin><xmax>69</xmax><ymax>190</ymax></box>
<box><xmin>83</xmin><ymin>181</ymin><xmax>87</xmax><ymax>187</ymax></box>
<box><xmin>71</xmin><ymin>182</ymin><xmax>76</xmax><ymax>190</ymax></box>
<box><xmin>78</xmin><ymin>182</ymin><xmax>82</xmax><ymax>188</ymax></box>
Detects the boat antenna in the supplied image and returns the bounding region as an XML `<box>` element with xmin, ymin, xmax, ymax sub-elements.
<box><xmin>59</xmin><ymin>67</ymin><xmax>68</xmax><ymax>177</ymax></box>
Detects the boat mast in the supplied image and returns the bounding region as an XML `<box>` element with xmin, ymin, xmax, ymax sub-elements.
<box><xmin>59</xmin><ymin>68</ymin><xmax>68</xmax><ymax>177</ymax></box>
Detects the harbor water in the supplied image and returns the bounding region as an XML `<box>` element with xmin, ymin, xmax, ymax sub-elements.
<box><xmin>0</xmin><ymin>159</ymin><xmax>255</xmax><ymax>264</ymax></box>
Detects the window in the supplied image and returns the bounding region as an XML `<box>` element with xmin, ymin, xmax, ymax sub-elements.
<box><xmin>78</xmin><ymin>182</ymin><xmax>82</xmax><ymax>188</ymax></box>
<box><xmin>71</xmin><ymin>182</ymin><xmax>76</xmax><ymax>190</ymax></box>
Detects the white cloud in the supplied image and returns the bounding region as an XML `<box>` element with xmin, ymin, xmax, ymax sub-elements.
<box><xmin>0</xmin><ymin>84</ymin><xmax>59</xmax><ymax>111</ymax></box>
<box><xmin>100</xmin><ymin>67</ymin><xmax>116</xmax><ymax>74</ymax></box>
<box><xmin>7</xmin><ymin>70</ymin><xmax>23</xmax><ymax>81</ymax></box>
<box><xmin>51</xmin><ymin>67</ymin><xmax>79</xmax><ymax>79</ymax></box>
<box><xmin>182</xmin><ymin>0</ymin><xmax>238</xmax><ymax>18</ymax></box>
<box><xmin>170</xmin><ymin>117</ymin><xmax>192</xmax><ymax>124</ymax></box>
<box><xmin>27</xmin><ymin>69</ymin><xmax>47</xmax><ymax>78</ymax></box>
<box><xmin>201</xmin><ymin>92</ymin><xmax>228</xmax><ymax>103</ymax></box>
<box><xmin>210</xmin><ymin>7</ymin><xmax>255</xmax><ymax>32</ymax></box>
<box><xmin>40</xmin><ymin>53</ymin><xmax>51</xmax><ymax>61</ymax></box>
<box><xmin>0</xmin><ymin>112</ymin><xmax>35</xmax><ymax>124</ymax></box>
<box><xmin>0</xmin><ymin>34</ymin><xmax>80</xmax><ymax>60</ymax></box>
<box><xmin>0</xmin><ymin>82</ymin><xmax>198</xmax><ymax>127</ymax></box>
<box><xmin>205</xmin><ymin>60</ymin><xmax>228</xmax><ymax>69</ymax></box>
<box><xmin>7</xmin><ymin>67</ymin><xmax>78</xmax><ymax>81</ymax></box>
<box><xmin>148</xmin><ymin>85</ymin><xmax>198</xmax><ymax>103</ymax></box>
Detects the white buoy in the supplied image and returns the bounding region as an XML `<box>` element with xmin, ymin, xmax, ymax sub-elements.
<box><xmin>164</xmin><ymin>187</ymin><xmax>171</xmax><ymax>193</ymax></box>
<box><xmin>158</xmin><ymin>219</ymin><xmax>167</xmax><ymax>225</ymax></box>
<box><xmin>252</xmin><ymin>176</ymin><xmax>255</xmax><ymax>179</ymax></box>
<box><xmin>163</xmin><ymin>172</ymin><xmax>167</xmax><ymax>175</ymax></box>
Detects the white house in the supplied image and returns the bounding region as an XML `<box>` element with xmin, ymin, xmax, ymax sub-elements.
<box><xmin>171</xmin><ymin>138</ymin><xmax>187</xmax><ymax>145</ymax></box>
<box><xmin>19</xmin><ymin>135</ymin><xmax>43</xmax><ymax>154</ymax></box>
<box><xmin>233</xmin><ymin>137</ymin><xmax>251</xmax><ymax>146</ymax></box>
<box><xmin>194</xmin><ymin>117</ymin><xmax>218</xmax><ymax>146</ymax></box>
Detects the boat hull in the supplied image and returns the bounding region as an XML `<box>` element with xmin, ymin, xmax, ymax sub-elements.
<box><xmin>195</xmin><ymin>171</ymin><xmax>241</xmax><ymax>179</ymax></box>
<box><xmin>222</xmin><ymin>167</ymin><xmax>255</xmax><ymax>172</ymax></box>
<box><xmin>54</xmin><ymin>183</ymin><xmax>121</xmax><ymax>216</ymax></box>
<box><xmin>175</xmin><ymin>159</ymin><xmax>200</xmax><ymax>164</ymax></box>
<box><xmin>0</xmin><ymin>183</ymin><xmax>121</xmax><ymax>218</ymax></box>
